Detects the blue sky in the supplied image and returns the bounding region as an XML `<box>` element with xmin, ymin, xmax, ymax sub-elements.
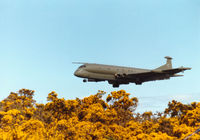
<box><xmin>0</xmin><ymin>0</ymin><xmax>199</xmax><ymax>112</ymax></box>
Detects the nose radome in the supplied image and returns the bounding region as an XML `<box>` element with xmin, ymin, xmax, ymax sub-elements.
<box><xmin>74</xmin><ymin>70</ymin><xmax>79</xmax><ymax>77</ymax></box>
<box><xmin>74</xmin><ymin>69</ymin><xmax>82</xmax><ymax>77</ymax></box>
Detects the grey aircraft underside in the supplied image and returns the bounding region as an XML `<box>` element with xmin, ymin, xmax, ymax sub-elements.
<box><xmin>74</xmin><ymin>56</ymin><xmax>191</xmax><ymax>87</ymax></box>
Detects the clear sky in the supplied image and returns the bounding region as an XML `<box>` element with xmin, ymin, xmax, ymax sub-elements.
<box><xmin>0</xmin><ymin>0</ymin><xmax>199</xmax><ymax>112</ymax></box>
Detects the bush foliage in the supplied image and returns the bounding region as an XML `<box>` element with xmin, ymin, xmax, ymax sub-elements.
<box><xmin>0</xmin><ymin>89</ymin><xmax>199</xmax><ymax>139</ymax></box>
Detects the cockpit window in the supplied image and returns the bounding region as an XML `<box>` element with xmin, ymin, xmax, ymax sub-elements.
<box><xmin>79</xmin><ymin>65</ymin><xmax>86</xmax><ymax>68</ymax></box>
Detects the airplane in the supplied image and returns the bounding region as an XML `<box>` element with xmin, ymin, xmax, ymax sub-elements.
<box><xmin>74</xmin><ymin>56</ymin><xmax>191</xmax><ymax>88</ymax></box>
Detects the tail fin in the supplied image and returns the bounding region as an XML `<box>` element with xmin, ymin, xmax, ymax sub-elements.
<box><xmin>155</xmin><ymin>56</ymin><xmax>172</xmax><ymax>70</ymax></box>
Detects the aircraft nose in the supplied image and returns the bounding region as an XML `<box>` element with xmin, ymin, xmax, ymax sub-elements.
<box><xmin>74</xmin><ymin>70</ymin><xmax>78</xmax><ymax>77</ymax></box>
<box><xmin>74</xmin><ymin>69</ymin><xmax>80</xmax><ymax>77</ymax></box>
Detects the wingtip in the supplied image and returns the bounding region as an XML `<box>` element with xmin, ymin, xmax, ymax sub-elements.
<box><xmin>172</xmin><ymin>74</ymin><xmax>184</xmax><ymax>77</ymax></box>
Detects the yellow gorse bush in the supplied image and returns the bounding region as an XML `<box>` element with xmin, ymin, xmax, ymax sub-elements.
<box><xmin>0</xmin><ymin>88</ymin><xmax>199</xmax><ymax>139</ymax></box>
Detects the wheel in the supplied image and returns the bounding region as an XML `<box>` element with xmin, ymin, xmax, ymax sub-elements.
<box><xmin>135</xmin><ymin>82</ymin><xmax>142</xmax><ymax>85</ymax></box>
<box><xmin>113</xmin><ymin>83</ymin><xmax>119</xmax><ymax>88</ymax></box>
<box><xmin>83</xmin><ymin>79</ymin><xmax>87</xmax><ymax>82</ymax></box>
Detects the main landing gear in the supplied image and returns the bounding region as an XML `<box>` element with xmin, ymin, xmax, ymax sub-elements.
<box><xmin>135</xmin><ymin>82</ymin><xmax>142</xmax><ymax>85</ymax></box>
<box><xmin>112</xmin><ymin>83</ymin><xmax>119</xmax><ymax>88</ymax></box>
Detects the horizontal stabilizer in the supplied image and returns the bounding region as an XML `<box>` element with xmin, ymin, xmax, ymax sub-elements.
<box><xmin>163</xmin><ymin>67</ymin><xmax>191</xmax><ymax>74</ymax></box>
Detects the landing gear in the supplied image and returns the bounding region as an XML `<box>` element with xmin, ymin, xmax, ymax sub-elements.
<box><xmin>83</xmin><ymin>79</ymin><xmax>87</xmax><ymax>82</ymax></box>
<box><xmin>135</xmin><ymin>82</ymin><xmax>142</xmax><ymax>85</ymax></box>
<box><xmin>113</xmin><ymin>83</ymin><xmax>119</xmax><ymax>88</ymax></box>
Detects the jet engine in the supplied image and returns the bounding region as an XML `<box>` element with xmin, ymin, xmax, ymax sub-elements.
<box><xmin>114</xmin><ymin>73</ymin><xmax>127</xmax><ymax>79</ymax></box>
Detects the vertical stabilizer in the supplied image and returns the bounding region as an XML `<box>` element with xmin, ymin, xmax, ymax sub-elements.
<box><xmin>155</xmin><ymin>56</ymin><xmax>172</xmax><ymax>70</ymax></box>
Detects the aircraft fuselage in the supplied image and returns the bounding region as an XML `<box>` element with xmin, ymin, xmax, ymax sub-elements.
<box><xmin>74</xmin><ymin>57</ymin><xmax>191</xmax><ymax>87</ymax></box>
<box><xmin>75</xmin><ymin>63</ymin><xmax>149</xmax><ymax>80</ymax></box>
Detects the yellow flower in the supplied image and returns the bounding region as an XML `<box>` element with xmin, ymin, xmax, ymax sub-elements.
<box><xmin>2</xmin><ymin>115</ymin><xmax>13</xmax><ymax>124</ymax></box>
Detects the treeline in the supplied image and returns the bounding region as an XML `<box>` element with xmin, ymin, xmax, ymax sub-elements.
<box><xmin>0</xmin><ymin>89</ymin><xmax>199</xmax><ymax>139</ymax></box>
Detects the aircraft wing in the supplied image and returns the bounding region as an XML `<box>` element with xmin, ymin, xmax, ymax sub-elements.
<box><xmin>125</xmin><ymin>67</ymin><xmax>191</xmax><ymax>83</ymax></box>
<box><xmin>125</xmin><ymin>71</ymin><xmax>160</xmax><ymax>79</ymax></box>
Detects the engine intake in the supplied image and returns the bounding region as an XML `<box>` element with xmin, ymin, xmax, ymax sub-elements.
<box><xmin>115</xmin><ymin>73</ymin><xmax>127</xmax><ymax>79</ymax></box>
